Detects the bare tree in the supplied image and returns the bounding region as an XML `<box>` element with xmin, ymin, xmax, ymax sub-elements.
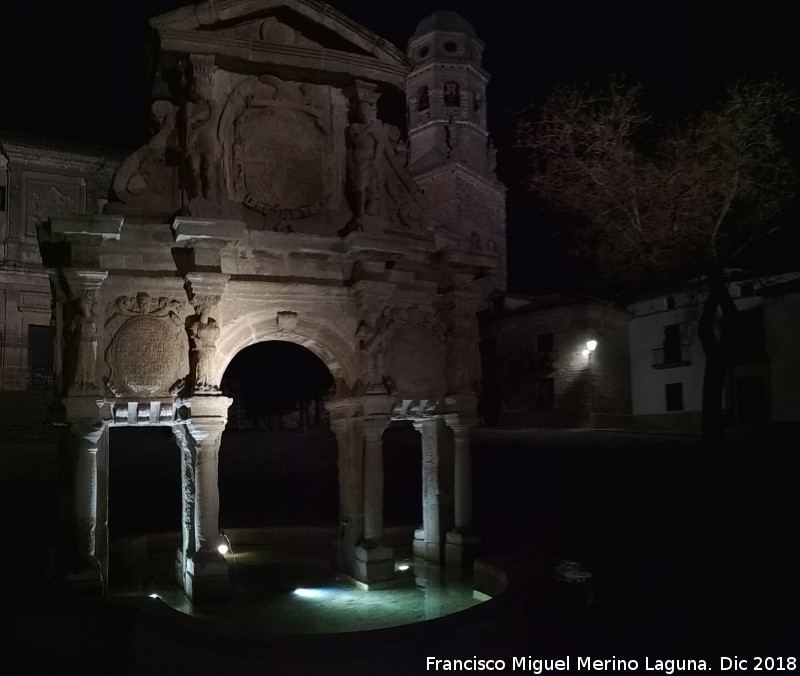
<box><xmin>517</xmin><ymin>78</ymin><xmax>796</xmax><ymax>446</ymax></box>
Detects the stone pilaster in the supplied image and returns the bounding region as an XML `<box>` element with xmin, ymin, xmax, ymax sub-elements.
<box><xmin>445</xmin><ymin>416</ymin><xmax>480</xmax><ymax>566</ymax></box>
<box><xmin>182</xmin><ymin>395</ymin><xmax>232</xmax><ymax>603</ymax></box>
<box><xmin>172</xmin><ymin>424</ymin><xmax>196</xmax><ymax>587</ymax></box>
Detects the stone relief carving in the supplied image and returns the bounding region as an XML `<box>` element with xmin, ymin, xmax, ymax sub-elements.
<box><xmin>344</xmin><ymin>97</ymin><xmax>424</xmax><ymax>233</ymax></box>
<box><xmin>355</xmin><ymin>304</ymin><xmax>446</xmax><ymax>396</ymax></box>
<box><xmin>385</xmin><ymin>324</ymin><xmax>446</xmax><ymax>398</ymax></box>
<box><xmin>185</xmin><ymin>295</ymin><xmax>221</xmax><ymax>394</ymax></box>
<box><xmin>27</xmin><ymin>182</ymin><xmax>81</xmax><ymax>236</ymax></box>
<box><xmin>276</xmin><ymin>310</ymin><xmax>299</xmax><ymax>332</ymax></box>
<box><xmin>114</xmin><ymin>294</ymin><xmax>183</xmax><ymax>319</ymax></box>
<box><xmin>219</xmin><ymin>74</ymin><xmax>329</xmax><ymax>225</ymax></box>
<box><xmin>69</xmin><ymin>290</ymin><xmax>99</xmax><ymax>393</ymax></box>
<box><xmin>104</xmin><ymin>293</ymin><xmax>186</xmax><ymax>397</ymax></box>
<box><xmin>111</xmin><ymin>100</ymin><xmax>180</xmax><ymax>212</ymax></box>
<box><xmin>438</xmin><ymin>305</ymin><xmax>481</xmax><ymax>393</ymax></box>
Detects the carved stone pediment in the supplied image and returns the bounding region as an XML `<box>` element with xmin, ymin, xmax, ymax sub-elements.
<box><xmin>150</xmin><ymin>0</ymin><xmax>411</xmax><ymax>87</ymax></box>
<box><xmin>203</xmin><ymin>16</ymin><xmax>326</xmax><ymax>50</ymax></box>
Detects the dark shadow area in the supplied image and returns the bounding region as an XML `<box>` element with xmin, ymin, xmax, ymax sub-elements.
<box><xmin>108</xmin><ymin>427</ymin><xmax>180</xmax><ymax>538</ymax></box>
<box><xmin>473</xmin><ymin>429</ymin><xmax>800</xmax><ymax>656</ymax></box>
<box><xmin>218</xmin><ymin>341</ymin><xmax>338</xmax><ymax>528</ymax></box>
<box><xmin>383</xmin><ymin>421</ymin><xmax>422</xmax><ymax>527</ymax></box>
<box><xmin>107</xmin><ymin>427</ymin><xmax>181</xmax><ymax>591</ymax></box>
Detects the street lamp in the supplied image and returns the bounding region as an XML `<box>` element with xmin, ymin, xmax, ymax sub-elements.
<box><xmin>583</xmin><ymin>339</ymin><xmax>598</xmax><ymax>427</ymax></box>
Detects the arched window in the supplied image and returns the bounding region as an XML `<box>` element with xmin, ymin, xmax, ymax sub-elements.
<box><xmin>443</xmin><ymin>81</ymin><xmax>460</xmax><ymax>108</ymax></box>
<box><xmin>417</xmin><ymin>86</ymin><xmax>430</xmax><ymax>112</ymax></box>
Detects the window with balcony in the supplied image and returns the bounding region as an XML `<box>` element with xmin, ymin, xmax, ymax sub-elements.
<box><xmin>652</xmin><ymin>323</ymin><xmax>691</xmax><ymax>369</ymax></box>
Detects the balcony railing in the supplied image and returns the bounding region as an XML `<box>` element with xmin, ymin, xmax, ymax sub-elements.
<box><xmin>651</xmin><ymin>345</ymin><xmax>691</xmax><ymax>369</ymax></box>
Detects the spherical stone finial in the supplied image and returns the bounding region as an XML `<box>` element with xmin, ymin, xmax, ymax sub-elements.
<box><xmin>413</xmin><ymin>10</ymin><xmax>477</xmax><ymax>38</ymax></box>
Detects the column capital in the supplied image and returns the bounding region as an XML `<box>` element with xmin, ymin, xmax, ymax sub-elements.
<box><xmin>184</xmin><ymin>394</ymin><xmax>232</xmax><ymax>419</ymax></box>
<box><xmin>362</xmin><ymin>417</ymin><xmax>389</xmax><ymax>442</ymax></box>
<box><xmin>69</xmin><ymin>419</ymin><xmax>107</xmax><ymax>446</ymax></box>
<box><xmin>444</xmin><ymin>414</ymin><xmax>479</xmax><ymax>436</ymax></box>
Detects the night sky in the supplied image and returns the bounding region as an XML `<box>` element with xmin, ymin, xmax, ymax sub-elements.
<box><xmin>2</xmin><ymin>1</ymin><xmax>798</xmax><ymax>294</ymax></box>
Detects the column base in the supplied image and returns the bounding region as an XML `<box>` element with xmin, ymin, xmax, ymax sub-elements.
<box><xmin>445</xmin><ymin>530</ymin><xmax>481</xmax><ymax>567</ymax></box>
<box><xmin>412</xmin><ymin>528</ymin><xmax>444</xmax><ymax>564</ymax></box>
<box><xmin>354</xmin><ymin>544</ymin><xmax>394</xmax><ymax>586</ymax></box>
<box><xmin>184</xmin><ymin>550</ymin><xmax>231</xmax><ymax>604</ymax></box>
<box><xmin>64</xmin><ymin>557</ymin><xmax>103</xmax><ymax>595</ymax></box>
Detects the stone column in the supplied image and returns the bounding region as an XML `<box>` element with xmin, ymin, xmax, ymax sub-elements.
<box><xmin>354</xmin><ymin>418</ymin><xmax>394</xmax><ymax>585</ymax></box>
<box><xmin>362</xmin><ymin>421</ymin><xmax>385</xmax><ymax>544</ymax></box>
<box><xmin>65</xmin><ymin>421</ymin><xmax>107</xmax><ymax>593</ymax></box>
<box><xmin>183</xmin><ymin>395</ymin><xmax>232</xmax><ymax>603</ymax></box>
<box><xmin>331</xmin><ymin>417</ymin><xmax>364</xmax><ymax>578</ymax></box>
<box><xmin>445</xmin><ymin>417</ymin><xmax>481</xmax><ymax>566</ymax></box>
<box><xmin>412</xmin><ymin>418</ymin><xmax>453</xmax><ymax>564</ymax></box>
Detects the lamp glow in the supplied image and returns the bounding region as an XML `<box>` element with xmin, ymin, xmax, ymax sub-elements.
<box><xmin>293</xmin><ymin>588</ymin><xmax>324</xmax><ymax>598</ymax></box>
<box><xmin>398</xmin><ymin>564</ymin><xmax>410</xmax><ymax>571</ymax></box>
<box><xmin>218</xmin><ymin>543</ymin><xmax>229</xmax><ymax>555</ymax></box>
<box><xmin>586</xmin><ymin>339</ymin><xmax>598</xmax><ymax>352</ymax></box>
<box><xmin>148</xmin><ymin>593</ymin><xmax>160</xmax><ymax>599</ymax></box>
<box><xmin>582</xmin><ymin>349</ymin><xmax>590</xmax><ymax>356</ymax></box>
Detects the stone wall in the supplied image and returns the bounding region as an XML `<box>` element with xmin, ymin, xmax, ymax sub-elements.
<box><xmin>482</xmin><ymin>295</ymin><xmax>631</xmax><ymax>428</ymax></box>
<box><xmin>0</xmin><ymin>137</ymin><xmax>120</xmax><ymax>391</ymax></box>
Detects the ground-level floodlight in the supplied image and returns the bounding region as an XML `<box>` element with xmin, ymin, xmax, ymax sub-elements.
<box><xmin>218</xmin><ymin>530</ymin><xmax>233</xmax><ymax>555</ymax></box>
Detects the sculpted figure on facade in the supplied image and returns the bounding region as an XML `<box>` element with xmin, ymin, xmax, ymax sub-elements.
<box><xmin>111</xmin><ymin>100</ymin><xmax>180</xmax><ymax>212</ymax></box>
<box><xmin>345</xmin><ymin>100</ymin><xmax>384</xmax><ymax>226</ymax></box>
<box><xmin>345</xmin><ymin>95</ymin><xmax>424</xmax><ymax>231</ymax></box>
<box><xmin>69</xmin><ymin>290</ymin><xmax>98</xmax><ymax>393</ymax></box>
<box><xmin>183</xmin><ymin>57</ymin><xmax>221</xmax><ymax>202</ymax></box>
<box><xmin>187</xmin><ymin>296</ymin><xmax>221</xmax><ymax>393</ymax></box>
<box><xmin>356</xmin><ymin>306</ymin><xmax>394</xmax><ymax>394</ymax></box>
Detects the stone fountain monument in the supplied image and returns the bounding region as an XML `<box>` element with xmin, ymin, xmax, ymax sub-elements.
<box><xmin>40</xmin><ymin>0</ymin><xmax>506</xmax><ymax>603</ymax></box>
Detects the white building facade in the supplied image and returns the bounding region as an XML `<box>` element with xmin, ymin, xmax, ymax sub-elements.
<box><xmin>628</xmin><ymin>273</ymin><xmax>800</xmax><ymax>433</ymax></box>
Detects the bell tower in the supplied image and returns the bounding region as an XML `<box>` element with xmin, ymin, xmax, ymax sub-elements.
<box><xmin>406</xmin><ymin>11</ymin><xmax>507</xmax><ymax>297</ymax></box>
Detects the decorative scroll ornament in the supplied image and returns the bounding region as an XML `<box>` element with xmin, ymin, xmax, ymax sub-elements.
<box><xmin>114</xmin><ymin>293</ymin><xmax>183</xmax><ymax>320</ymax></box>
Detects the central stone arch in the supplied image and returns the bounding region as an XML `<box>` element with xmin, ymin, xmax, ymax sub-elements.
<box><xmin>216</xmin><ymin>312</ymin><xmax>360</xmax><ymax>396</ymax></box>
